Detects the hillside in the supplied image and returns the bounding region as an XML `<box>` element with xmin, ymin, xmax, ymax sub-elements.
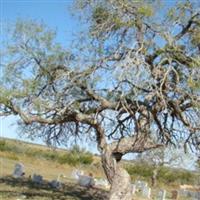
<box><xmin>0</xmin><ymin>137</ymin><xmax>104</xmax><ymax>179</ymax></box>
<box><xmin>0</xmin><ymin>137</ymin><xmax>199</xmax><ymax>200</ymax></box>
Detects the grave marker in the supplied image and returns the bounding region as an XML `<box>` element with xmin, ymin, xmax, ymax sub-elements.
<box><xmin>32</xmin><ymin>174</ymin><xmax>43</xmax><ymax>185</ymax></box>
<box><xmin>142</xmin><ymin>186</ymin><xmax>151</xmax><ymax>199</ymax></box>
<box><xmin>158</xmin><ymin>189</ymin><xmax>166</xmax><ymax>200</ymax></box>
<box><xmin>12</xmin><ymin>163</ymin><xmax>25</xmax><ymax>178</ymax></box>
<box><xmin>171</xmin><ymin>190</ymin><xmax>179</xmax><ymax>200</ymax></box>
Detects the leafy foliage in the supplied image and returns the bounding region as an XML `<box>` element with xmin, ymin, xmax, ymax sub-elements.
<box><xmin>126</xmin><ymin>164</ymin><xmax>197</xmax><ymax>185</ymax></box>
<box><xmin>58</xmin><ymin>145</ymin><xmax>93</xmax><ymax>166</ymax></box>
<box><xmin>93</xmin><ymin>6</ymin><xmax>109</xmax><ymax>24</ymax></box>
<box><xmin>0</xmin><ymin>140</ymin><xmax>8</xmax><ymax>151</ymax></box>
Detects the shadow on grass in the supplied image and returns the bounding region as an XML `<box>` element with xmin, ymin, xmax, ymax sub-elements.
<box><xmin>0</xmin><ymin>176</ymin><xmax>108</xmax><ymax>200</ymax></box>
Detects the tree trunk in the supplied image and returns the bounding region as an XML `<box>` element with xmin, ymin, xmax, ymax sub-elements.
<box><xmin>101</xmin><ymin>147</ymin><xmax>133</xmax><ymax>200</ymax></box>
<box><xmin>109</xmin><ymin>166</ymin><xmax>133</xmax><ymax>200</ymax></box>
<box><xmin>96</xmin><ymin>129</ymin><xmax>162</xmax><ymax>200</ymax></box>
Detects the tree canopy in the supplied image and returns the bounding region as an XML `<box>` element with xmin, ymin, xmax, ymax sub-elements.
<box><xmin>1</xmin><ymin>0</ymin><xmax>199</xmax><ymax>150</ymax></box>
<box><xmin>0</xmin><ymin>1</ymin><xmax>200</xmax><ymax>199</ymax></box>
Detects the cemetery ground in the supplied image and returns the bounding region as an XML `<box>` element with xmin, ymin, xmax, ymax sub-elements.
<box><xmin>0</xmin><ymin>138</ymin><xmax>199</xmax><ymax>200</ymax></box>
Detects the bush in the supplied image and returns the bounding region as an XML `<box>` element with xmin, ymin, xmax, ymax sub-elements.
<box><xmin>158</xmin><ymin>167</ymin><xmax>195</xmax><ymax>184</ymax></box>
<box><xmin>25</xmin><ymin>149</ymin><xmax>42</xmax><ymax>157</ymax></box>
<box><xmin>1</xmin><ymin>140</ymin><xmax>93</xmax><ymax>166</ymax></box>
<box><xmin>70</xmin><ymin>145</ymin><xmax>82</xmax><ymax>154</ymax></box>
<box><xmin>126</xmin><ymin>164</ymin><xmax>153</xmax><ymax>179</ymax></box>
<box><xmin>58</xmin><ymin>153</ymin><xmax>79</xmax><ymax>166</ymax></box>
<box><xmin>125</xmin><ymin>163</ymin><xmax>197</xmax><ymax>185</ymax></box>
<box><xmin>6</xmin><ymin>152</ymin><xmax>19</xmax><ymax>160</ymax></box>
<box><xmin>79</xmin><ymin>153</ymin><xmax>93</xmax><ymax>165</ymax></box>
<box><xmin>42</xmin><ymin>151</ymin><xmax>58</xmax><ymax>161</ymax></box>
<box><xmin>179</xmin><ymin>171</ymin><xmax>194</xmax><ymax>183</ymax></box>
<box><xmin>25</xmin><ymin>148</ymin><xmax>58</xmax><ymax>161</ymax></box>
<box><xmin>57</xmin><ymin>151</ymin><xmax>93</xmax><ymax>166</ymax></box>
<box><xmin>0</xmin><ymin>140</ymin><xmax>7</xmax><ymax>151</ymax></box>
<box><xmin>0</xmin><ymin>140</ymin><xmax>23</xmax><ymax>153</ymax></box>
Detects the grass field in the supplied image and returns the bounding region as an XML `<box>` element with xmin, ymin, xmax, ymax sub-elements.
<box><xmin>0</xmin><ymin>138</ymin><xmax>199</xmax><ymax>200</ymax></box>
<box><xmin>0</xmin><ymin>138</ymin><xmax>107</xmax><ymax>200</ymax></box>
<box><xmin>0</xmin><ymin>176</ymin><xmax>108</xmax><ymax>200</ymax></box>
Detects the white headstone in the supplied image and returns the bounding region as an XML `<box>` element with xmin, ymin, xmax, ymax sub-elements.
<box><xmin>142</xmin><ymin>186</ymin><xmax>151</xmax><ymax>199</ymax></box>
<box><xmin>179</xmin><ymin>189</ymin><xmax>200</xmax><ymax>200</ymax></box>
<box><xmin>12</xmin><ymin>163</ymin><xmax>25</xmax><ymax>178</ymax></box>
<box><xmin>78</xmin><ymin>175</ymin><xmax>95</xmax><ymax>187</ymax></box>
<box><xmin>132</xmin><ymin>184</ymin><xmax>136</xmax><ymax>194</ymax></box>
<box><xmin>71</xmin><ymin>169</ymin><xmax>84</xmax><ymax>180</ymax></box>
<box><xmin>32</xmin><ymin>174</ymin><xmax>43</xmax><ymax>184</ymax></box>
<box><xmin>158</xmin><ymin>189</ymin><xmax>166</xmax><ymax>200</ymax></box>
<box><xmin>94</xmin><ymin>178</ymin><xmax>110</xmax><ymax>189</ymax></box>
<box><xmin>135</xmin><ymin>180</ymin><xmax>148</xmax><ymax>191</ymax></box>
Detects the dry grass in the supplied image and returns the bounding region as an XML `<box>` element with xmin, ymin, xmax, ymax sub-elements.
<box><xmin>0</xmin><ymin>139</ymin><xmax>108</xmax><ymax>200</ymax></box>
<box><xmin>0</xmin><ymin>148</ymin><xmax>107</xmax><ymax>200</ymax></box>
<box><xmin>0</xmin><ymin>139</ymin><xmax>198</xmax><ymax>200</ymax></box>
<box><xmin>0</xmin><ymin>176</ymin><xmax>108</xmax><ymax>200</ymax></box>
<box><xmin>0</xmin><ymin>152</ymin><xmax>104</xmax><ymax>181</ymax></box>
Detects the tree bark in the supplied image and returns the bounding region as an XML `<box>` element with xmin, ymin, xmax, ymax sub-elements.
<box><xmin>94</xmin><ymin>124</ymin><xmax>162</xmax><ymax>200</ymax></box>
<box><xmin>101</xmin><ymin>147</ymin><xmax>133</xmax><ymax>200</ymax></box>
<box><xmin>109</xmin><ymin>166</ymin><xmax>133</xmax><ymax>200</ymax></box>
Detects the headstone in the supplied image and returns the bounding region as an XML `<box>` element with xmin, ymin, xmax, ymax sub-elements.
<box><xmin>49</xmin><ymin>180</ymin><xmax>62</xmax><ymax>189</ymax></box>
<box><xmin>142</xmin><ymin>186</ymin><xmax>151</xmax><ymax>199</ymax></box>
<box><xmin>179</xmin><ymin>189</ymin><xmax>200</xmax><ymax>200</ymax></box>
<box><xmin>32</xmin><ymin>174</ymin><xmax>43</xmax><ymax>185</ymax></box>
<box><xmin>12</xmin><ymin>163</ymin><xmax>25</xmax><ymax>178</ymax></box>
<box><xmin>132</xmin><ymin>184</ymin><xmax>136</xmax><ymax>195</ymax></box>
<box><xmin>94</xmin><ymin>178</ymin><xmax>110</xmax><ymax>189</ymax></box>
<box><xmin>158</xmin><ymin>189</ymin><xmax>166</xmax><ymax>200</ymax></box>
<box><xmin>78</xmin><ymin>175</ymin><xmax>95</xmax><ymax>187</ymax></box>
<box><xmin>135</xmin><ymin>180</ymin><xmax>148</xmax><ymax>191</ymax></box>
<box><xmin>171</xmin><ymin>190</ymin><xmax>179</xmax><ymax>199</ymax></box>
<box><xmin>71</xmin><ymin>169</ymin><xmax>84</xmax><ymax>180</ymax></box>
<box><xmin>188</xmin><ymin>191</ymin><xmax>199</xmax><ymax>199</ymax></box>
<box><xmin>195</xmin><ymin>191</ymin><xmax>200</xmax><ymax>199</ymax></box>
<box><xmin>179</xmin><ymin>189</ymin><xmax>189</xmax><ymax>197</ymax></box>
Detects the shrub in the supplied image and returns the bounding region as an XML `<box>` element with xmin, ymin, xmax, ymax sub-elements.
<box><xmin>179</xmin><ymin>171</ymin><xmax>194</xmax><ymax>183</ymax></box>
<box><xmin>25</xmin><ymin>149</ymin><xmax>42</xmax><ymax>157</ymax></box>
<box><xmin>0</xmin><ymin>140</ymin><xmax>23</xmax><ymax>153</ymax></box>
<box><xmin>79</xmin><ymin>153</ymin><xmax>93</xmax><ymax>165</ymax></box>
<box><xmin>57</xmin><ymin>151</ymin><xmax>93</xmax><ymax>166</ymax></box>
<box><xmin>42</xmin><ymin>151</ymin><xmax>58</xmax><ymax>161</ymax></box>
<box><xmin>70</xmin><ymin>145</ymin><xmax>82</xmax><ymax>154</ymax></box>
<box><xmin>126</xmin><ymin>163</ymin><xmax>197</xmax><ymax>185</ymax></box>
<box><xmin>6</xmin><ymin>152</ymin><xmax>19</xmax><ymax>160</ymax></box>
<box><xmin>157</xmin><ymin>166</ymin><xmax>195</xmax><ymax>184</ymax></box>
<box><xmin>58</xmin><ymin>153</ymin><xmax>79</xmax><ymax>166</ymax></box>
<box><xmin>57</xmin><ymin>155</ymin><xmax>66</xmax><ymax>164</ymax></box>
<box><xmin>126</xmin><ymin>164</ymin><xmax>153</xmax><ymax>179</ymax></box>
<box><xmin>0</xmin><ymin>140</ymin><xmax>7</xmax><ymax>151</ymax></box>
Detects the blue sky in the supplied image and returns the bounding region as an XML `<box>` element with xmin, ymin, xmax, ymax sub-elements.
<box><xmin>0</xmin><ymin>0</ymin><xmax>78</xmax><ymax>143</ymax></box>
<box><xmin>1</xmin><ymin>0</ymin><xmax>78</xmax><ymax>44</ymax></box>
